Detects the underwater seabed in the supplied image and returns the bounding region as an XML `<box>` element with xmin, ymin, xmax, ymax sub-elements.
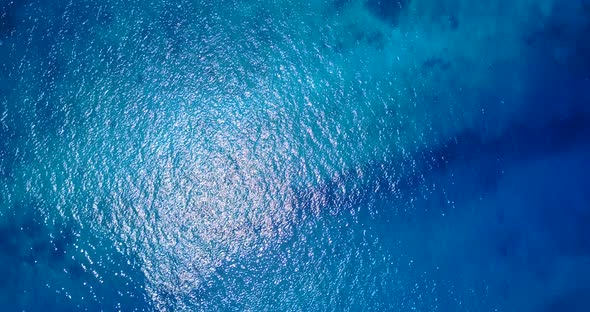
<box><xmin>1</xmin><ymin>0</ymin><xmax>590</xmax><ymax>310</ymax></box>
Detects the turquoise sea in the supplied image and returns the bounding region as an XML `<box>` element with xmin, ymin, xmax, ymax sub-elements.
<box><xmin>1</xmin><ymin>0</ymin><xmax>590</xmax><ymax>310</ymax></box>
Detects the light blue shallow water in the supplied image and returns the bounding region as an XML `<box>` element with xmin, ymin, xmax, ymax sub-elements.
<box><xmin>1</xmin><ymin>0</ymin><xmax>590</xmax><ymax>311</ymax></box>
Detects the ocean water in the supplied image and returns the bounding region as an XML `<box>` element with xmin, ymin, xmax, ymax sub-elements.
<box><xmin>1</xmin><ymin>0</ymin><xmax>590</xmax><ymax>310</ymax></box>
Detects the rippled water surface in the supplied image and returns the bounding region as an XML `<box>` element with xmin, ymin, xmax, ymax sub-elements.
<box><xmin>1</xmin><ymin>0</ymin><xmax>590</xmax><ymax>310</ymax></box>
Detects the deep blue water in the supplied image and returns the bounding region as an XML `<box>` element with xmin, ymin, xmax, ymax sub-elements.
<box><xmin>1</xmin><ymin>0</ymin><xmax>590</xmax><ymax>311</ymax></box>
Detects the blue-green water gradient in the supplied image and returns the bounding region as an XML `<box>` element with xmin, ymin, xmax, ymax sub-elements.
<box><xmin>1</xmin><ymin>0</ymin><xmax>590</xmax><ymax>310</ymax></box>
